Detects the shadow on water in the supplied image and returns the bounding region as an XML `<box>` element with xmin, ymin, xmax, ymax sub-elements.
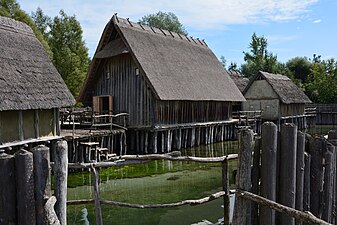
<box><xmin>67</xmin><ymin>141</ymin><xmax>238</xmax><ymax>225</ymax></box>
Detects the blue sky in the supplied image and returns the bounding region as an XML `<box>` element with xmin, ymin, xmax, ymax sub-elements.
<box><xmin>17</xmin><ymin>0</ymin><xmax>337</xmax><ymax>65</ymax></box>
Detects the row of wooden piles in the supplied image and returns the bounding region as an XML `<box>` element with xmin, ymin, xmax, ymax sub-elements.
<box><xmin>0</xmin><ymin>141</ymin><xmax>67</xmax><ymax>225</ymax></box>
<box><xmin>128</xmin><ymin>123</ymin><xmax>239</xmax><ymax>154</ymax></box>
<box><xmin>232</xmin><ymin>122</ymin><xmax>337</xmax><ymax>225</ymax></box>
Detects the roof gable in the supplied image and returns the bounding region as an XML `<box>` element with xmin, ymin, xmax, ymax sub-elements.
<box><xmin>0</xmin><ymin>16</ymin><xmax>75</xmax><ymax>111</ymax></box>
<box><xmin>243</xmin><ymin>71</ymin><xmax>311</xmax><ymax>104</ymax></box>
<box><xmin>79</xmin><ymin>15</ymin><xmax>245</xmax><ymax>102</ymax></box>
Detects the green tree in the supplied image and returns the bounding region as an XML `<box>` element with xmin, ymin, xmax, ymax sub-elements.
<box><xmin>46</xmin><ymin>10</ymin><xmax>90</xmax><ymax>98</ymax></box>
<box><xmin>305</xmin><ymin>57</ymin><xmax>337</xmax><ymax>103</ymax></box>
<box><xmin>139</xmin><ymin>11</ymin><xmax>188</xmax><ymax>35</ymax></box>
<box><xmin>0</xmin><ymin>0</ymin><xmax>52</xmax><ymax>58</ymax></box>
<box><xmin>286</xmin><ymin>57</ymin><xmax>311</xmax><ymax>83</ymax></box>
<box><xmin>241</xmin><ymin>33</ymin><xmax>279</xmax><ymax>78</ymax></box>
<box><xmin>31</xmin><ymin>7</ymin><xmax>51</xmax><ymax>40</ymax></box>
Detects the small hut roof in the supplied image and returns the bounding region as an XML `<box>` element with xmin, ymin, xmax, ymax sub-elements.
<box><xmin>227</xmin><ymin>70</ymin><xmax>249</xmax><ymax>93</ymax></box>
<box><xmin>0</xmin><ymin>16</ymin><xmax>75</xmax><ymax>111</ymax></box>
<box><xmin>79</xmin><ymin>16</ymin><xmax>244</xmax><ymax>102</ymax></box>
<box><xmin>244</xmin><ymin>71</ymin><xmax>311</xmax><ymax>104</ymax></box>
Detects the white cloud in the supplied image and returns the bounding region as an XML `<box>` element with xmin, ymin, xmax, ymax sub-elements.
<box><xmin>313</xmin><ymin>19</ymin><xmax>322</xmax><ymax>23</ymax></box>
<box><xmin>17</xmin><ymin>0</ymin><xmax>320</xmax><ymax>56</ymax></box>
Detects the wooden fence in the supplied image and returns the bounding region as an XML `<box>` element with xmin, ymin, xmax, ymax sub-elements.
<box><xmin>63</xmin><ymin>127</ymin><xmax>331</xmax><ymax>225</ymax></box>
<box><xmin>1</xmin><ymin>126</ymin><xmax>335</xmax><ymax>225</ymax></box>
<box><xmin>307</xmin><ymin>104</ymin><xmax>337</xmax><ymax>125</ymax></box>
<box><xmin>0</xmin><ymin>141</ymin><xmax>67</xmax><ymax>225</ymax></box>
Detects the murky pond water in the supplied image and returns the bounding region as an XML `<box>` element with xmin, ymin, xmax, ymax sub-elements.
<box><xmin>67</xmin><ymin>141</ymin><xmax>238</xmax><ymax>225</ymax></box>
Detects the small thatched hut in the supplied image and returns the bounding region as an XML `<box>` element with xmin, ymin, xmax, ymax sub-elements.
<box><xmin>79</xmin><ymin>15</ymin><xmax>244</xmax><ymax>153</ymax></box>
<box><xmin>0</xmin><ymin>16</ymin><xmax>75</xmax><ymax>147</ymax></box>
<box><xmin>242</xmin><ymin>71</ymin><xmax>311</xmax><ymax>120</ymax></box>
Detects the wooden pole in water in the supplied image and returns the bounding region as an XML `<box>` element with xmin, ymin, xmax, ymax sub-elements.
<box><xmin>251</xmin><ymin>137</ymin><xmax>261</xmax><ymax>225</ymax></box>
<box><xmin>54</xmin><ymin>141</ymin><xmax>68</xmax><ymax>225</ymax></box>
<box><xmin>232</xmin><ymin>128</ymin><xmax>253</xmax><ymax>225</ymax></box>
<box><xmin>15</xmin><ymin>149</ymin><xmax>36</xmax><ymax>225</ymax></box>
<box><xmin>260</xmin><ymin>122</ymin><xmax>277</xmax><ymax>225</ymax></box>
<box><xmin>32</xmin><ymin>145</ymin><xmax>51</xmax><ymax>225</ymax></box>
<box><xmin>295</xmin><ymin>132</ymin><xmax>305</xmax><ymax>225</ymax></box>
<box><xmin>153</xmin><ymin>131</ymin><xmax>158</xmax><ymax>153</ymax></box>
<box><xmin>0</xmin><ymin>150</ymin><xmax>16</xmax><ymax>224</ymax></box>
<box><xmin>91</xmin><ymin>165</ymin><xmax>103</xmax><ymax>225</ymax></box>
<box><xmin>222</xmin><ymin>157</ymin><xmax>230</xmax><ymax>225</ymax></box>
<box><xmin>279</xmin><ymin>123</ymin><xmax>297</xmax><ymax>225</ymax></box>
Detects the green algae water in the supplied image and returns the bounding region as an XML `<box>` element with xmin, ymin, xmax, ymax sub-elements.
<box><xmin>67</xmin><ymin>141</ymin><xmax>238</xmax><ymax>225</ymax></box>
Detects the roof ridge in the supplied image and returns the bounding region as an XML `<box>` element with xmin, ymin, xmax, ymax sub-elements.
<box><xmin>112</xmin><ymin>15</ymin><xmax>208</xmax><ymax>47</ymax></box>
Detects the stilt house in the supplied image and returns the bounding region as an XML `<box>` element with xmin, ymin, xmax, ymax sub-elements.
<box><xmin>0</xmin><ymin>16</ymin><xmax>75</xmax><ymax>148</ymax></box>
<box><xmin>79</xmin><ymin>15</ymin><xmax>244</xmax><ymax>153</ymax></box>
<box><xmin>242</xmin><ymin>71</ymin><xmax>311</xmax><ymax>122</ymax></box>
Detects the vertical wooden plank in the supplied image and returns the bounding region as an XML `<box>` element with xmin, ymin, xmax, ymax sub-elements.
<box><xmin>295</xmin><ymin>132</ymin><xmax>305</xmax><ymax>225</ymax></box>
<box><xmin>232</xmin><ymin>128</ymin><xmax>254</xmax><ymax>225</ymax></box>
<box><xmin>54</xmin><ymin>141</ymin><xmax>68</xmax><ymax>225</ymax></box>
<box><xmin>15</xmin><ymin>149</ymin><xmax>36</xmax><ymax>225</ymax></box>
<box><xmin>0</xmin><ymin>151</ymin><xmax>16</xmax><ymax>224</ymax></box>
<box><xmin>92</xmin><ymin>96</ymin><xmax>100</xmax><ymax>114</ymax></box>
<box><xmin>251</xmin><ymin>137</ymin><xmax>261</xmax><ymax>225</ymax></box>
<box><xmin>32</xmin><ymin>145</ymin><xmax>51</xmax><ymax>225</ymax></box>
<box><xmin>222</xmin><ymin>157</ymin><xmax>230</xmax><ymax>225</ymax></box>
<box><xmin>322</xmin><ymin>145</ymin><xmax>335</xmax><ymax>223</ymax></box>
<box><xmin>279</xmin><ymin>123</ymin><xmax>297</xmax><ymax>225</ymax></box>
<box><xmin>307</xmin><ymin>136</ymin><xmax>325</xmax><ymax>218</ymax></box>
<box><xmin>18</xmin><ymin>110</ymin><xmax>24</xmax><ymax>141</ymax></box>
<box><xmin>260</xmin><ymin>122</ymin><xmax>277</xmax><ymax>225</ymax></box>
<box><xmin>34</xmin><ymin>110</ymin><xmax>39</xmax><ymax>138</ymax></box>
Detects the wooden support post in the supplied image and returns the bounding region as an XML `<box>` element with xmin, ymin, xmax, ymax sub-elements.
<box><xmin>0</xmin><ymin>151</ymin><xmax>16</xmax><ymax>224</ymax></box>
<box><xmin>295</xmin><ymin>132</ymin><xmax>305</xmax><ymax>225</ymax></box>
<box><xmin>191</xmin><ymin>128</ymin><xmax>196</xmax><ymax>147</ymax></box>
<box><xmin>32</xmin><ymin>145</ymin><xmax>51</xmax><ymax>225</ymax></box>
<box><xmin>123</xmin><ymin>132</ymin><xmax>127</xmax><ymax>155</ymax></box>
<box><xmin>184</xmin><ymin>129</ymin><xmax>188</xmax><ymax>149</ymax></box>
<box><xmin>196</xmin><ymin>127</ymin><xmax>201</xmax><ymax>146</ymax></box>
<box><xmin>260</xmin><ymin>122</ymin><xmax>278</xmax><ymax>225</ymax></box>
<box><xmin>166</xmin><ymin>130</ymin><xmax>171</xmax><ymax>152</ymax></box>
<box><xmin>153</xmin><ymin>131</ymin><xmax>158</xmax><ymax>153</ymax></box>
<box><xmin>205</xmin><ymin>126</ymin><xmax>209</xmax><ymax>145</ymax></box>
<box><xmin>322</xmin><ymin>145</ymin><xmax>335</xmax><ymax>223</ymax></box>
<box><xmin>251</xmin><ymin>137</ymin><xmax>261</xmax><ymax>225</ymax></box>
<box><xmin>119</xmin><ymin>133</ymin><xmax>123</xmax><ymax>156</ymax></box>
<box><xmin>303</xmin><ymin>152</ymin><xmax>311</xmax><ymax>213</ymax></box>
<box><xmin>177</xmin><ymin>129</ymin><xmax>182</xmax><ymax>150</ymax></box>
<box><xmin>144</xmin><ymin>131</ymin><xmax>148</xmax><ymax>154</ymax></box>
<box><xmin>232</xmin><ymin>128</ymin><xmax>253</xmax><ymax>225</ymax></box>
<box><xmin>279</xmin><ymin>123</ymin><xmax>298</xmax><ymax>225</ymax></box>
<box><xmin>91</xmin><ymin>165</ymin><xmax>103</xmax><ymax>225</ymax></box>
<box><xmin>222</xmin><ymin>157</ymin><xmax>230</xmax><ymax>225</ymax></box>
<box><xmin>161</xmin><ymin>131</ymin><xmax>165</xmax><ymax>153</ymax></box>
<box><xmin>54</xmin><ymin>141</ymin><xmax>68</xmax><ymax>225</ymax></box>
<box><xmin>15</xmin><ymin>149</ymin><xmax>36</xmax><ymax>225</ymax></box>
<box><xmin>307</xmin><ymin>136</ymin><xmax>325</xmax><ymax>218</ymax></box>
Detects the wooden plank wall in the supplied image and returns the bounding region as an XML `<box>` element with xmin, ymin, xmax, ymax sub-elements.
<box><xmin>95</xmin><ymin>54</ymin><xmax>154</xmax><ymax>127</ymax></box>
<box><xmin>155</xmin><ymin>101</ymin><xmax>232</xmax><ymax>125</ymax></box>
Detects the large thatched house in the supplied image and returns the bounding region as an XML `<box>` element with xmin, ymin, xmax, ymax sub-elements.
<box><xmin>0</xmin><ymin>16</ymin><xmax>75</xmax><ymax>147</ymax></box>
<box><xmin>79</xmin><ymin>15</ymin><xmax>244</xmax><ymax>153</ymax></box>
<box><xmin>242</xmin><ymin>71</ymin><xmax>311</xmax><ymax>120</ymax></box>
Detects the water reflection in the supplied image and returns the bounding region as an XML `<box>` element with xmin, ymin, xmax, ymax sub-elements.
<box><xmin>67</xmin><ymin>141</ymin><xmax>238</xmax><ymax>225</ymax></box>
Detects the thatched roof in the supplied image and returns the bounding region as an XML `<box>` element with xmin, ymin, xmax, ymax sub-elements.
<box><xmin>227</xmin><ymin>70</ymin><xmax>249</xmax><ymax>93</ymax></box>
<box><xmin>244</xmin><ymin>71</ymin><xmax>311</xmax><ymax>104</ymax></box>
<box><xmin>0</xmin><ymin>16</ymin><xmax>75</xmax><ymax>111</ymax></box>
<box><xmin>79</xmin><ymin>15</ymin><xmax>244</xmax><ymax>103</ymax></box>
